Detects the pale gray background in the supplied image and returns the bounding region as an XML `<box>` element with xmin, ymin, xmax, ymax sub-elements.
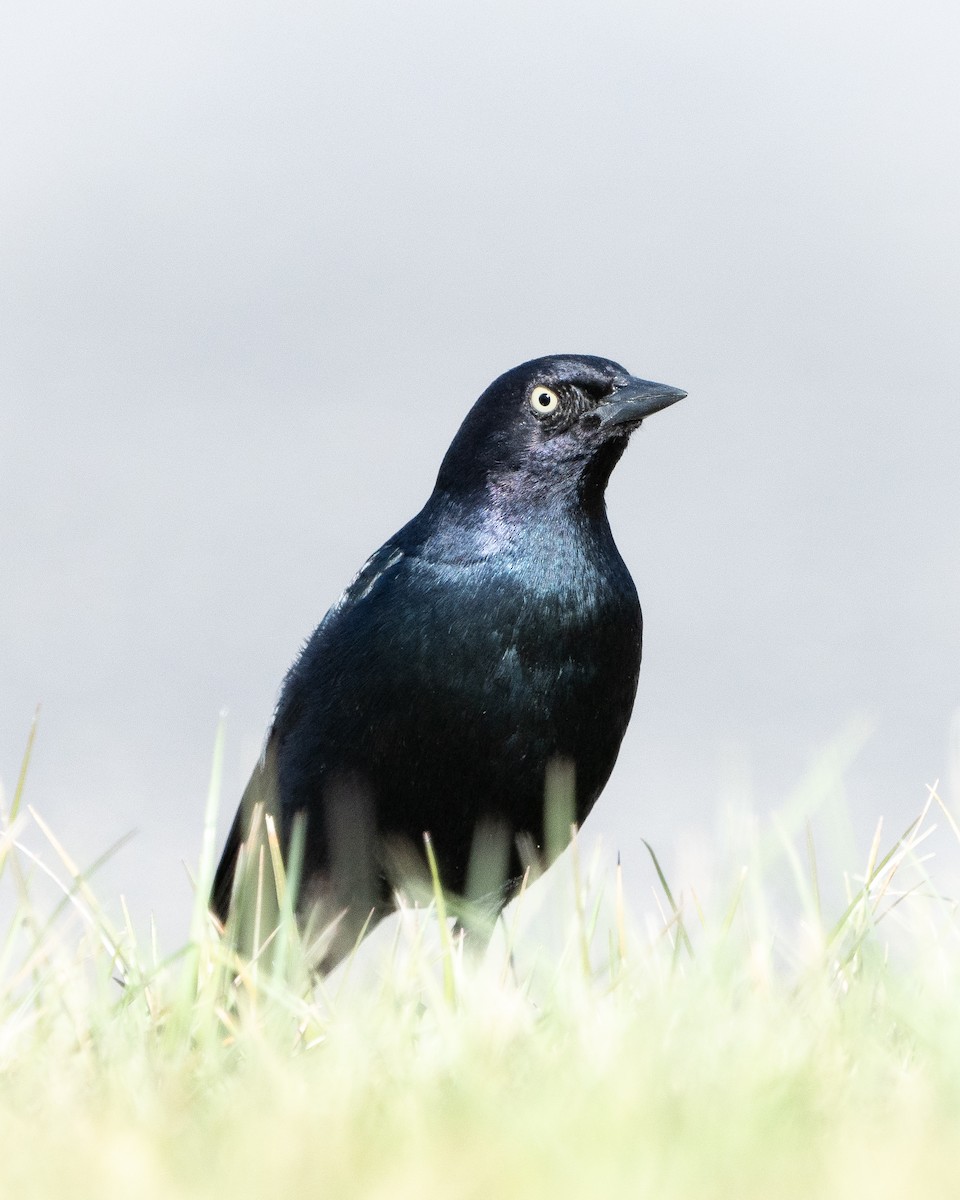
<box><xmin>2</xmin><ymin>1</ymin><xmax>958</xmax><ymax>946</ymax></box>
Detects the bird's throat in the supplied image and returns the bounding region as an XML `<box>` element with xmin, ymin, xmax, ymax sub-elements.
<box><xmin>577</xmin><ymin>435</ymin><xmax>629</xmax><ymax>514</ymax></box>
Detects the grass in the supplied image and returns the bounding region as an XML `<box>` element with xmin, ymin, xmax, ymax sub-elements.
<box><xmin>2</xmin><ymin>720</ymin><xmax>960</xmax><ymax>1199</ymax></box>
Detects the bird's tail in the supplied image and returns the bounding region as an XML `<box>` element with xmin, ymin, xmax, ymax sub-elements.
<box><xmin>210</xmin><ymin>729</ymin><xmax>281</xmax><ymax>923</ymax></box>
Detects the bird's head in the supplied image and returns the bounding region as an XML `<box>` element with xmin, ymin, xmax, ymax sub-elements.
<box><xmin>435</xmin><ymin>355</ymin><xmax>686</xmax><ymax>512</ymax></box>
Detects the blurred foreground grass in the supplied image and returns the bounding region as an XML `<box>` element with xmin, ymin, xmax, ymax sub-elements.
<box><xmin>3</xmin><ymin>722</ymin><xmax>960</xmax><ymax>1200</ymax></box>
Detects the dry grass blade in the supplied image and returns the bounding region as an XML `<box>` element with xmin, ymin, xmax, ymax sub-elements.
<box><xmin>423</xmin><ymin>832</ymin><xmax>457</xmax><ymax>1006</ymax></box>
<box><xmin>642</xmin><ymin>838</ymin><xmax>693</xmax><ymax>959</ymax></box>
<box><xmin>9</xmin><ymin>706</ymin><xmax>40</xmax><ymax>824</ymax></box>
<box><xmin>23</xmin><ymin>809</ymin><xmax>135</xmax><ymax>971</ymax></box>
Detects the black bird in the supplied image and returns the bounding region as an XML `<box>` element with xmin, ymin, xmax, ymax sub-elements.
<box><xmin>212</xmin><ymin>354</ymin><xmax>685</xmax><ymax>968</ymax></box>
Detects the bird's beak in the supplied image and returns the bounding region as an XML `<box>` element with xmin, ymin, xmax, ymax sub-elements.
<box><xmin>595</xmin><ymin>377</ymin><xmax>687</xmax><ymax>430</ymax></box>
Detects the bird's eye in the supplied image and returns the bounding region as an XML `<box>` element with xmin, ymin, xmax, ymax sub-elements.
<box><xmin>529</xmin><ymin>386</ymin><xmax>560</xmax><ymax>416</ymax></box>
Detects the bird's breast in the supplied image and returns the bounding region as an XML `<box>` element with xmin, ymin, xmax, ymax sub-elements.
<box><xmin>274</xmin><ymin>518</ymin><xmax>643</xmax><ymax>894</ymax></box>
<box><xmin>409</xmin><ymin>528</ymin><xmax>642</xmax><ymax>714</ymax></box>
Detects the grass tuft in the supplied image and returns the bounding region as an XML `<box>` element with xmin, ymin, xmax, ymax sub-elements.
<box><xmin>2</xmin><ymin>723</ymin><xmax>960</xmax><ymax>1198</ymax></box>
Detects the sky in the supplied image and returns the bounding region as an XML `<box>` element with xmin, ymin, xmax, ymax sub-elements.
<box><xmin>2</xmin><ymin>1</ymin><xmax>958</xmax><ymax>946</ymax></box>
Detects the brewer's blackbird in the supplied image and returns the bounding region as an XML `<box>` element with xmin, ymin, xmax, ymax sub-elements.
<box><xmin>212</xmin><ymin>354</ymin><xmax>684</xmax><ymax>968</ymax></box>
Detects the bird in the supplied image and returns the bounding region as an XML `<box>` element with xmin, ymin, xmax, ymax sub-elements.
<box><xmin>211</xmin><ymin>354</ymin><xmax>685</xmax><ymax>970</ymax></box>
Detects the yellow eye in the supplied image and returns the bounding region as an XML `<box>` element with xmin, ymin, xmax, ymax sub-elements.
<box><xmin>529</xmin><ymin>386</ymin><xmax>560</xmax><ymax>416</ymax></box>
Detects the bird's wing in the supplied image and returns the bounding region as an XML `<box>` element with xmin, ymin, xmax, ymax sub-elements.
<box><xmin>212</xmin><ymin>541</ymin><xmax>410</xmax><ymax>922</ymax></box>
<box><xmin>330</xmin><ymin>542</ymin><xmax>406</xmax><ymax>613</ymax></box>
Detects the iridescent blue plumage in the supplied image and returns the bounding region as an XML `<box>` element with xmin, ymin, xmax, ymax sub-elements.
<box><xmin>212</xmin><ymin>354</ymin><xmax>685</xmax><ymax>968</ymax></box>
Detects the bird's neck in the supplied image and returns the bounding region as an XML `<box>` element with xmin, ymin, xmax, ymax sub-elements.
<box><xmin>414</xmin><ymin>477</ymin><xmax>615</xmax><ymax>568</ymax></box>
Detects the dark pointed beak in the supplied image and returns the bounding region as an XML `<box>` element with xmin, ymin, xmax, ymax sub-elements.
<box><xmin>595</xmin><ymin>377</ymin><xmax>687</xmax><ymax>430</ymax></box>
